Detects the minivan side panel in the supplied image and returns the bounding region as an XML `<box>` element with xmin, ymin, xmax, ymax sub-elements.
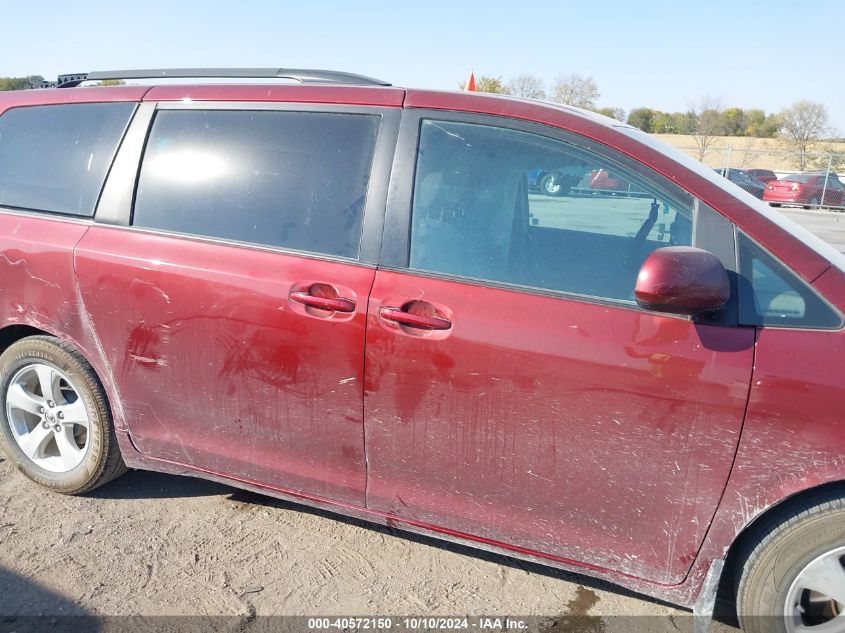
<box><xmin>74</xmin><ymin>226</ymin><xmax>375</xmax><ymax>505</ymax></box>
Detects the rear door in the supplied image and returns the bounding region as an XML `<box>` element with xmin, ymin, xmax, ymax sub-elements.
<box><xmin>75</xmin><ymin>101</ymin><xmax>399</xmax><ymax>505</ymax></box>
<box><xmin>364</xmin><ymin>111</ymin><xmax>754</xmax><ymax>584</ymax></box>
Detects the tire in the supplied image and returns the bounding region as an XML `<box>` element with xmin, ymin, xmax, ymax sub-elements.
<box><xmin>769</xmin><ymin>203</ymin><xmax>782</xmax><ymax>207</ymax></box>
<box><xmin>540</xmin><ymin>172</ymin><xmax>564</xmax><ymax>197</ymax></box>
<box><xmin>0</xmin><ymin>336</ymin><xmax>127</xmax><ymax>494</ymax></box>
<box><xmin>735</xmin><ymin>489</ymin><xmax>845</xmax><ymax>633</ymax></box>
<box><xmin>804</xmin><ymin>196</ymin><xmax>820</xmax><ymax>210</ymax></box>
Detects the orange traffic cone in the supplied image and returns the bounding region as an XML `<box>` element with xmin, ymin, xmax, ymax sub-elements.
<box><xmin>464</xmin><ymin>71</ymin><xmax>476</xmax><ymax>92</ymax></box>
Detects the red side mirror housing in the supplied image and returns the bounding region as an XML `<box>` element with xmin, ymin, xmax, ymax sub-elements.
<box><xmin>634</xmin><ymin>246</ymin><xmax>730</xmax><ymax>315</ymax></box>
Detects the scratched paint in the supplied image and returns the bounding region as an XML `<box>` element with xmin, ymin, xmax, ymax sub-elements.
<box><xmin>364</xmin><ymin>269</ymin><xmax>754</xmax><ymax>585</ymax></box>
<box><xmin>73</xmin><ymin>225</ymin><xmax>375</xmax><ymax>506</ymax></box>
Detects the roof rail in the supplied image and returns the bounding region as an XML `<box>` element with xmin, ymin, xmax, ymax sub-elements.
<box><xmin>44</xmin><ymin>68</ymin><xmax>391</xmax><ymax>88</ymax></box>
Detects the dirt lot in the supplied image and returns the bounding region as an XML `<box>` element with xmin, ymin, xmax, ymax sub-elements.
<box><xmin>1</xmin><ymin>208</ymin><xmax>841</xmax><ymax>632</ymax></box>
<box><xmin>0</xmin><ymin>458</ymin><xmax>738</xmax><ymax>632</ymax></box>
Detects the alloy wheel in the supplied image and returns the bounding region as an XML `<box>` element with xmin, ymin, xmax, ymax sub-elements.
<box><xmin>5</xmin><ymin>362</ymin><xmax>90</xmax><ymax>473</ymax></box>
<box><xmin>784</xmin><ymin>546</ymin><xmax>845</xmax><ymax>632</ymax></box>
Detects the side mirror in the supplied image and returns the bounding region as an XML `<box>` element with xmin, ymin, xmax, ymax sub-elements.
<box><xmin>635</xmin><ymin>247</ymin><xmax>730</xmax><ymax>316</ymax></box>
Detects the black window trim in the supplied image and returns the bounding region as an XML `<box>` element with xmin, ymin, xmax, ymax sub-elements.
<box><xmin>94</xmin><ymin>101</ymin><xmax>401</xmax><ymax>266</ymax></box>
<box><xmin>0</xmin><ymin>101</ymin><xmax>139</xmax><ymax>219</ymax></box>
<box><xmin>381</xmin><ymin>108</ymin><xmax>741</xmax><ymax>323</ymax></box>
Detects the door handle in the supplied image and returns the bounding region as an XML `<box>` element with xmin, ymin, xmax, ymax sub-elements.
<box><xmin>379</xmin><ymin>307</ymin><xmax>452</xmax><ymax>331</ymax></box>
<box><xmin>290</xmin><ymin>290</ymin><xmax>356</xmax><ymax>313</ymax></box>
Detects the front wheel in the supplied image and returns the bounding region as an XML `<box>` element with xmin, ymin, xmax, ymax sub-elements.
<box><xmin>735</xmin><ymin>490</ymin><xmax>845</xmax><ymax>633</ymax></box>
<box><xmin>0</xmin><ymin>336</ymin><xmax>127</xmax><ymax>494</ymax></box>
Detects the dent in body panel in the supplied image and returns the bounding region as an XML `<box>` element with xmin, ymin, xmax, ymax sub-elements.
<box><xmin>0</xmin><ymin>212</ymin><xmax>120</xmax><ymax>386</ymax></box>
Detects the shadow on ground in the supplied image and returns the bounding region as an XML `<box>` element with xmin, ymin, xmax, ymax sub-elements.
<box><xmin>0</xmin><ymin>565</ymin><xmax>94</xmax><ymax>631</ymax></box>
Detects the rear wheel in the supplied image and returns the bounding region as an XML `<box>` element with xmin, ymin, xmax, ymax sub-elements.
<box><xmin>540</xmin><ymin>172</ymin><xmax>564</xmax><ymax>196</ymax></box>
<box><xmin>769</xmin><ymin>203</ymin><xmax>782</xmax><ymax>207</ymax></box>
<box><xmin>804</xmin><ymin>196</ymin><xmax>820</xmax><ymax>210</ymax></box>
<box><xmin>0</xmin><ymin>336</ymin><xmax>127</xmax><ymax>494</ymax></box>
<box><xmin>735</xmin><ymin>490</ymin><xmax>845</xmax><ymax>633</ymax></box>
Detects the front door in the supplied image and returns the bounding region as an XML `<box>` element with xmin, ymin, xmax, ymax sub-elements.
<box><xmin>363</xmin><ymin>115</ymin><xmax>754</xmax><ymax>583</ymax></box>
<box><xmin>76</xmin><ymin>105</ymin><xmax>392</xmax><ymax>505</ymax></box>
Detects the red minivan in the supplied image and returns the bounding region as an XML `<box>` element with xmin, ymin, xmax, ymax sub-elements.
<box><xmin>0</xmin><ymin>70</ymin><xmax>842</xmax><ymax>633</ymax></box>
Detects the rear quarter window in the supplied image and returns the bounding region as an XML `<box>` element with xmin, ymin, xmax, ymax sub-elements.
<box><xmin>0</xmin><ymin>103</ymin><xmax>136</xmax><ymax>216</ymax></box>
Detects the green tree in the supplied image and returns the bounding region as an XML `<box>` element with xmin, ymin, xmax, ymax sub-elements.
<box><xmin>668</xmin><ymin>112</ymin><xmax>695</xmax><ymax>134</ymax></box>
<box><xmin>738</xmin><ymin>109</ymin><xmax>779</xmax><ymax>138</ymax></box>
<box><xmin>0</xmin><ymin>75</ymin><xmax>44</xmax><ymax>90</ymax></box>
<box><xmin>720</xmin><ymin>107</ymin><xmax>746</xmax><ymax>136</ymax></box>
<box><xmin>627</xmin><ymin>107</ymin><xmax>656</xmax><ymax>132</ymax></box>
<box><xmin>759</xmin><ymin>114</ymin><xmax>781</xmax><ymax>138</ymax></box>
<box><xmin>744</xmin><ymin>109</ymin><xmax>766</xmax><ymax>137</ymax></box>
<box><xmin>651</xmin><ymin>111</ymin><xmax>671</xmax><ymax>133</ymax></box>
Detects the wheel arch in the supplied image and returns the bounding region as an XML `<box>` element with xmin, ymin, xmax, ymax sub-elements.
<box><xmin>0</xmin><ymin>324</ymin><xmax>53</xmax><ymax>355</ymax></box>
<box><xmin>0</xmin><ymin>322</ymin><xmax>125</xmax><ymax>431</ymax></box>
<box><xmin>721</xmin><ymin>479</ymin><xmax>845</xmax><ymax>593</ymax></box>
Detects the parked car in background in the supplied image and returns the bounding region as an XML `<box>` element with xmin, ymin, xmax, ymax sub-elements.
<box><xmin>0</xmin><ymin>69</ymin><xmax>843</xmax><ymax>633</ymax></box>
<box><xmin>527</xmin><ymin>166</ymin><xmax>585</xmax><ymax>196</ymax></box>
<box><xmin>714</xmin><ymin>168</ymin><xmax>766</xmax><ymax>199</ymax></box>
<box><xmin>763</xmin><ymin>171</ymin><xmax>845</xmax><ymax>208</ymax></box>
<box><xmin>745</xmin><ymin>168</ymin><xmax>778</xmax><ymax>185</ymax></box>
<box><xmin>569</xmin><ymin>168</ymin><xmax>649</xmax><ymax>197</ymax></box>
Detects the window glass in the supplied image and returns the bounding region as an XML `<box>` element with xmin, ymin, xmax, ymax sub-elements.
<box><xmin>737</xmin><ymin>232</ymin><xmax>842</xmax><ymax>328</ymax></box>
<box><xmin>0</xmin><ymin>103</ymin><xmax>135</xmax><ymax>216</ymax></box>
<box><xmin>133</xmin><ymin>110</ymin><xmax>380</xmax><ymax>258</ymax></box>
<box><xmin>410</xmin><ymin>120</ymin><xmax>694</xmax><ymax>303</ymax></box>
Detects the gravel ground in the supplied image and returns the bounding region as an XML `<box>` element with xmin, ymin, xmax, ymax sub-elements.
<box><xmin>3</xmin><ymin>207</ymin><xmax>841</xmax><ymax>632</ymax></box>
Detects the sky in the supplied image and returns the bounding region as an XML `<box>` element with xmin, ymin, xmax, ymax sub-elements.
<box><xmin>1</xmin><ymin>0</ymin><xmax>841</xmax><ymax>131</ymax></box>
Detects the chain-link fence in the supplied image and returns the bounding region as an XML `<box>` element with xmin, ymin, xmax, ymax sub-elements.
<box><xmin>671</xmin><ymin>144</ymin><xmax>845</xmax><ymax>211</ymax></box>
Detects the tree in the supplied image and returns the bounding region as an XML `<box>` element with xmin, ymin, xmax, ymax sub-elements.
<box><xmin>506</xmin><ymin>74</ymin><xmax>545</xmax><ymax>99</ymax></box>
<box><xmin>474</xmin><ymin>75</ymin><xmax>509</xmax><ymax>94</ymax></box>
<box><xmin>0</xmin><ymin>75</ymin><xmax>44</xmax><ymax>90</ymax></box>
<box><xmin>551</xmin><ymin>73</ymin><xmax>599</xmax><ymax>109</ymax></box>
<box><xmin>778</xmin><ymin>100</ymin><xmax>831</xmax><ymax>170</ymax></box>
<box><xmin>627</xmin><ymin>107</ymin><xmax>655</xmax><ymax>132</ymax></box>
<box><xmin>595</xmin><ymin>107</ymin><xmax>625</xmax><ymax>122</ymax></box>
<box><xmin>720</xmin><ymin>107</ymin><xmax>746</xmax><ymax>136</ymax></box>
<box><xmin>668</xmin><ymin>112</ymin><xmax>695</xmax><ymax>134</ymax></box>
<box><xmin>651</xmin><ymin>111</ymin><xmax>671</xmax><ymax>133</ymax></box>
<box><xmin>690</xmin><ymin>98</ymin><xmax>726</xmax><ymax>161</ymax></box>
